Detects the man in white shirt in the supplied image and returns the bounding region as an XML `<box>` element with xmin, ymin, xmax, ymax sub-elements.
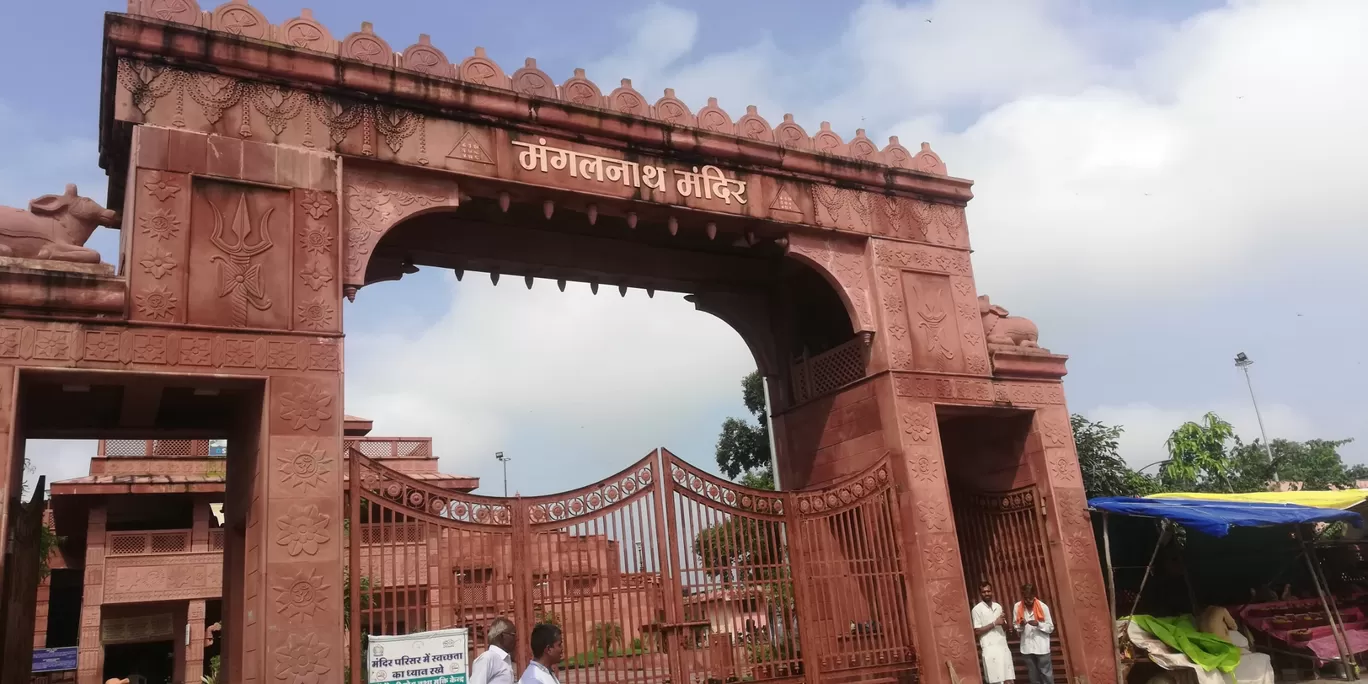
<box><xmin>971</xmin><ymin>581</ymin><xmax>1015</xmax><ymax>684</ymax></box>
<box><xmin>1012</xmin><ymin>583</ymin><xmax>1055</xmax><ymax>684</ymax></box>
<box><xmin>520</xmin><ymin>623</ymin><xmax>565</xmax><ymax>684</ymax></box>
<box><xmin>470</xmin><ymin>617</ymin><xmax>517</xmax><ymax>684</ymax></box>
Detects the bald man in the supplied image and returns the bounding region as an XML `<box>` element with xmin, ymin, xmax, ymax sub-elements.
<box><xmin>471</xmin><ymin>617</ymin><xmax>518</xmax><ymax>684</ymax></box>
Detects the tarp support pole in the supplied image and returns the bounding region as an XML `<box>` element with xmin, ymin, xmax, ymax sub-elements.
<box><xmin>1103</xmin><ymin>512</ymin><xmax>1125</xmax><ymax>684</ymax></box>
<box><xmin>1296</xmin><ymin>533</ymin><xmax>1351</xmax><ymax>678</ymax></box>
<box><xmin>1122</xmin><ymin>520</ymin><xmax>1171</xmax><ymax>637</ymax></box>
<box><xmin>1302</xmin><ymin>535</ymin><xmax>1355</xmax><ymax>680</ymax></box>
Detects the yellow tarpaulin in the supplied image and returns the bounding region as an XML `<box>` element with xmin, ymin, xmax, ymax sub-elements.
<box><xmin>1147</xmin><ymin>490</ymin><xmax>1368</xmax><ymax>510</ymax></box>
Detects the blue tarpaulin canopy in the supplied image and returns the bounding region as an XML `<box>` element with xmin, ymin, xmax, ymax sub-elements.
<box><xmin>1088</xmin><ymin>496</ymin><xmax>1363</xmax><ymax>537</ymax></box>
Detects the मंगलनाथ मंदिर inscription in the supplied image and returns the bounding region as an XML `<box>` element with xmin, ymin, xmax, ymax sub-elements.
<box><xmin>513</xmin><ymin>138</ymin><xmax>747</xmax><ymax>205</ymax></box>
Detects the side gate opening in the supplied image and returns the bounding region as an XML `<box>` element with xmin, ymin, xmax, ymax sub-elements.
<box><xmin>347</xmin><ymin>447</ymin><xmax>916</xmax><ymax>684</ymax></box>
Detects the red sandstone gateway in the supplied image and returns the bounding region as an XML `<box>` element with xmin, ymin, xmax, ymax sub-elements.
<box><xmin>0</xmin><ymin>2</ymin><xmax>1115</xmax><ymax>684</ymax></box>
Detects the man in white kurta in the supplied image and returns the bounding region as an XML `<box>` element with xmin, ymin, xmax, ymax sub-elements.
<box><xmin>972</xmin><ymin>581</ymin><xmax>1016</xmax><ymax>684</ymax></box>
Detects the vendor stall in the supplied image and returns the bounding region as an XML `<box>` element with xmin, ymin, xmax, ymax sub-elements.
<box><xmin>1089</xmin><ymin>496</ymin><xmax>1363</xmax><ymax>684</ymax></box>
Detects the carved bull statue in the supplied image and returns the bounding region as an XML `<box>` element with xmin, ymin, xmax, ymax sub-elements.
<box><xmin>0</xmin><ymin>184</ymin><xmax>119</xmax><ymax>263</ymax></box>
<box><xmin>978</xmin><ymin>295</ymin><xmax>1041</xmax><ymax>349</ymax></box>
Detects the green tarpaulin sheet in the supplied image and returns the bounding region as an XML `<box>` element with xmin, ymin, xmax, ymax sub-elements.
<box><xmin>1130</xmin><ymin>614</ymin><xmax>1242</xmax><ymax>673</ymax></box>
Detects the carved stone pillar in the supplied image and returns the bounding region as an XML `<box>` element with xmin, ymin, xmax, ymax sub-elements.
<box><xmin>185</xmin><ymin>599</ymin><xmax>207</xmax><ymax>683</ymax></box>
<box><xmin>1028</xmin><ymin>407</ymin><xmax>1117</xmax><ymax>684</ymax></box>
<box><xmin>191</xmin><ymin>499</ymin><xmax>210</xmax><ymax>552</ymax></box>
<box><xmin>0</xmin><ymin>365</ymin><xmax>14</xmax><ymax>586</ymax></box>
<box><xmin>34</xmin><ymin>579</ymin><xmax>50</xmax><ymax>648</ymax></box>
<box><xmin>174</xmin><ymin>603</ymin><xmax>187</xmax><ymax>682</ymax></box>
<box><xmin>254</xmin><ymin>376</ymin><xmax>344</xmax><ymax>683</ymax></box>
<box><xmin>880</xmin><ymin>388</ymin><xmax>979</xmax><ymax>684</ymax></box>
<box><xmin>77</xmin><ymin>506</ymin><xmax>107</xmax><ymax>684</ymax></box>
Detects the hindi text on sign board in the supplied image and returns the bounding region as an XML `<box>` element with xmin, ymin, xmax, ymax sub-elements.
<box><xmin>513</xmin><ymin>138</ymin><xmax>748</xmax><ymax>205</ymax></box>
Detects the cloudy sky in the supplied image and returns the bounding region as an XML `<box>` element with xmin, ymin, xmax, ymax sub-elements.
<box><xmin>5</xmin><ymin>0</ymin><xmax>1365</xmax><ymax>494</ymax></box>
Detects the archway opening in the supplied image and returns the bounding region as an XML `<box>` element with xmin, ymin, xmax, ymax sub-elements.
<box><xmin>350</xmin><ymin>197</ymin><xmax>862</xmax><ymax>493</ymax></box>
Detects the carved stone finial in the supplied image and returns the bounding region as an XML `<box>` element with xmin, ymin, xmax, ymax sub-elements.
<box><xmin>0</xmin><ymin>184</ymin><xmax>118</xmax><ymax>265</ymax></box>
<box><xmin>978</xmin><ymin>295</ymin><xmax>1047</xmax><ymax>353</ymax></box>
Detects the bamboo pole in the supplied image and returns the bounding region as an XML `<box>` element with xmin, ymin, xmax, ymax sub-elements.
<box><xmin>1123</xmin><ymin>520</ymin><xmax>1172</xmax><ymax>632</ymax></box>
<box><xmin>1300</xmin><ymin>537</ymin><xmax>1354</xmax><ymax>680</ymax></box>
<box><xmin>1303</xmin><ymin>536</ymin><xmax>1356</xmax><ymax>680</ymax></box>
<box><xmin>1102</xmin><ymin>513</ymin><xmax>1125</xmax><ymax>684</ymax></box>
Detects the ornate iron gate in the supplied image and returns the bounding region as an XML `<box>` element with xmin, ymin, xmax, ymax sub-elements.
<box><xmin>952</xmin><ymin>486</ymin><xmax>1068</xmax><ymax>684</ymax></box>
<box><xmin>348</xmin><ymin>447</ymin><xmax>916</xmax><ymax>684</ymax></box>
<box><xmin>790</xmin><ymin>458</ymin><xmax>917</xmax><ymax>684</ymax></box>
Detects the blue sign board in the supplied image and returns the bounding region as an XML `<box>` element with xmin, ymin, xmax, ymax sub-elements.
<box><xmin>209</xmin><ymin>439</ymin><xmax>227</xmax><ymax>456</ymax></box>
<box><xmin>33</xmin><ymin>647</ymin><xmax>78</xmax><ymax>672</ymax></box>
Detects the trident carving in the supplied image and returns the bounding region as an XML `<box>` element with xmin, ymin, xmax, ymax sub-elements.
<box><xmin>913</xmin><ymin>285</ymin><xmax>955</xmax><ymax>361</ymax></box>
<box><xmin>208</xmin><ymin>194</ymin><xmax>274</xmax><ymax>326</ymax></box>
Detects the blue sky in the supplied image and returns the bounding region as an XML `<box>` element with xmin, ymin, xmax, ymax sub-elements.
<box><xmin>7</xmin><ymin>0</ymin><xmax>1367</xmax><ymax>495</ymax></box>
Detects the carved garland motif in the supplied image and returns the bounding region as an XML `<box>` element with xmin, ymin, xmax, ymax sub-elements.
<box><xmin>794</xmin><ymin>463</ymin><xmax>891</xmax><ymax>516</ymax></box>
<box><xmin>892</xmin><ymin>374</ymin><xmax>1066</xmax><ymax>407</ymax></box>
<box><xmin>528</xmin><ymin>461</ymin><xmax>656</xmax><ymax>524</ymax></box>
<box><xmin>873</xmin><ymin>242</ymin><xmax>972</xmax><ymax>275</ymax></box>
<box><xmin>355</xmin><ymin>453</ymin><xmax>512</xmax><ymax>526</ymax></box>
<box><xmin>0</xmin><ymin>325</ymin><xmax>333</xmax><ymax>369</ymax></box>
<box><xmin>669</xmin><ymin>459</ymin><xmax>784</xmax><ymax>516</ymax></box>
<box><xmin>118</xmin><ymin>59</ymin><xmax>435</xmax><ymax>161</ymax></box>
<box><xmin>967</xmin><ymin>489</ymin><xmax>1036</xmax><ymax>512</ymax></box>
<box><xmin>0</xmin><ymin>325</ymin><xmax>340</xmax><ymax>369</ymax></box>
<box><xmin>343</xmin><ymin>180</ymin><xmax>452</xmax><ymax>281</ymax></box>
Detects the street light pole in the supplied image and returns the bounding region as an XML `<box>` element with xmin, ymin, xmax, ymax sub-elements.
<box><xmin>495</xmin><ymin>451</ymin><xmax>510</xmax><ymax>497</ymax></box>
<box><xmin>1234</xmin><ymin>352</ymin><xmax>1278</xmax><ymax>483</ymax></box>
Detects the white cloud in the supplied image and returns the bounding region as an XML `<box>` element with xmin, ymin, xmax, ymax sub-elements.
<box><xmin>1083</xmin><ymin>401</ymin><xmax>1321</xmax><ymax>471</ymax></box>
<box><xmin>344</xmin><ymin>0</ymin><xmax>1368</xmax><ymax>492</ymax></box>
<box><xmin>23</xmin><ymin>440</ymin><xmax>98</xmax><ymax>493</ymax></box>
<box><xmin>345</xmin><ymin>274</ymin><xmax>755</xmax><ymax>488</ymax></box>
<box><xmin>580</xmin><ymin>0</ymin><xmax>1368</xmax><ymax>315</ymax></box>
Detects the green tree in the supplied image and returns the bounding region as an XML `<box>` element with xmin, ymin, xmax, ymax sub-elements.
<box><xmin>1160</xmin><ymin>412</ymin><xmax>1237</xmax><ymax>492</ymax></box>
<box><xmin>1071</xmin><ymin>414</ymin><xmax>1156</xmax><ymax>499</ymax></box>
<box><xmin>692</xmin><ymin>517</ymin><xmax>783</xmax><ymax>586</ymax></box>
<box><xmin>715</xmin><ymin>371</ymin><xmax>774</xmax><ymax>490</ymax></box>
<box><xmin>1228</xmin><ymin>438</ymin><xmax>1358</xmax><ymax>491</ymax></box>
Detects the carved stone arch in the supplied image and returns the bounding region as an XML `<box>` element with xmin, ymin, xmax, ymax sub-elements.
<box><xmin>784</xmin><ymin>233</ymin><xmax>875</xmax><ymax>337</ymax></box>
<box><xmin>686</xmin><ymin>292</ymin><xmax>783</xmax><ymax>381</ymax></box>
<box><xmin>341</xmin><ymin>170</ymin><xmax>461</xmax><ymax>296</ymax></box>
